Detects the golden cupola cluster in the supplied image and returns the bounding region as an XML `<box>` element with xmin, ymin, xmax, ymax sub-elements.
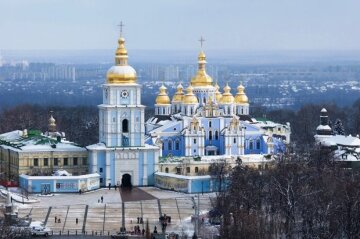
<box><xmin>219</xmin><ymin>83</ymin><xmax>234</xmax><ymax>104</ymax></box>
<box><xmin>190</xmin><ymin>51</ymin><xmax>214</xmax><ymax>87</ymax></box>
<box><xmin>183</xmin><ymin>85</ymin><xmax>199</xmax><ymax>104</ymax></box>
<box><xmin>155</xmin><ymin>84</ymin><xmax>171</xmax><ymax>105</ymax></box>
<box><xmin>106</xmin><ymin>37</ymin><xmax>137</xmax><ymax>84</ymax></box>
<box><xmin>234</xmin><ymin>83</ymin><xmax>249</xmax><ymax>104</ymax></box>
<box><xmin>172</xmin><ymin>83</ymin><xmax>184</xmax><ymax>103</ymax></box>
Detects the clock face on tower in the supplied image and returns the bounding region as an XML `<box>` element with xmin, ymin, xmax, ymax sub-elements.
<box><xmin>121</xmin><ymin>90</ymin><xmax>129</xmax><ymax>98</ymax></box>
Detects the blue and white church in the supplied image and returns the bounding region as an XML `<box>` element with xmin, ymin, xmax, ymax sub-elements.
<box><xmin>87</xmin><ymin>36</ymin><xmax>160</xmax><ymax>187</ymax></box>
<box><xmin>145</xmin><ymin>47</ymin><xmax>290</xmax><ymax>158</ymax></box>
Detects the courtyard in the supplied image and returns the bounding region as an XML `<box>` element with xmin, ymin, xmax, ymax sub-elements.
<box><xmin>10</xmin><ymin>187</ymin><xmax>216</xmax><ymax>236</ymax></box>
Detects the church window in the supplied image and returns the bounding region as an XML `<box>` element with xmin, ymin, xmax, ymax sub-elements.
<box><xmin>256</xmin><ymin>139</ymin><xmax>261</xmax><ymax>149</ymax></box>
<box><xmin>100</xmin><ymin>178</ymin><xmax>103</xmax><ymax>184</ymax></box>
<box><xmin>99</xmin><ymin>167</ymin><xmax>103</xmax><ymax>173</ymax></box>
<box><xmin>249</xmin><ymin>140</ymin><xmax>253</xmax><ymax>150</ymax></box>
<box><xmin>209</xmin><ymin>131</ymin><xmax>213</xmax><ymax>140</ymax></box>
<box><xmin>194</xmin><ymin>149</ymin><xmax>196</xmax><ymax>153</ymax></box>
<box><xmin>215</xmin><ymin>131</ymin><xmax>219</xmax><ymax>140</ymax></box>
<box><xmin>187</xmin><ymin>167</ymin><xmax>191</xmax><ymax>173</ymax></box>
<box><xmin>168</xmin><ymin>140</ymin><xmax>172</xmax><ymax>150</ymax></box>
<box><xmin>163</xmin><ymin>108</ymin><xmax>165</xmax><ymax>114</ymax></box>
<box><xmin>73</xmin><ymin>157</ymin><xmax>78</xmax><ymax>166</ymax></box>
<box><xmin>190</xmin><ymin>108</ymin><xmax>193</xmax><ymax>115</ymax></box>
<box><xmin>194</xmin><ymin>139</ymin><xmax>197</xmax><ymax>144</ymax></box>
<box><xmin>241</xmin><ymin>108</ymin><xmax>243</xmax><ymax>114</ymax></box>
<box><xmin>209</xmin><ymin>121</ymin><xmax>212</xmax><ymax>127</ymax></box>
<box><xmin>34</xmin><ymin>158</ymin><xmax>38</xmax><ymax>166</ymax></box>
<box><xmin>165</xmin><ymin>167</ymin><xmax>169</xmax><ymax>173</ymax></box>
<box><xmin>82</xmin><ymin>158</ymin><xmax>87</xmax><ymax>165</ymax></box>
<box><xmin>175</xmin><ymin>140</ymin><xmax>180</xmax><ymax>150</ymax></box>
<box><xmin>203</xmin><ymin>97</ymin><xmax>206</xmax><ymax>104</ymax></box>
<box><xmin>43</xmin><ymin>158</ymin><xmax>48</xmax><ymax>167</ymax></box>
<box><xmin>64</xmin><ymin>158</ymin><xmax>68</xmax><ymax>166</ymax></box>
<box><xmin>195</xmin><ymin>167</ymin><xmax>199</xmax><ymax>173</ymax></box>
<box><xmin>233</xmin><ymin>138</ymin><xmax>236</xmax><ymax>144</ymax></box>
<box><xmin>54</xmin><ymin>158</ymin><xmax>58</xmax><ymax>166</ymax></box>
<box><xmin>122</xmin><ymin>119</ymin><xmax>129</xmax><ymax>133</ymax></box>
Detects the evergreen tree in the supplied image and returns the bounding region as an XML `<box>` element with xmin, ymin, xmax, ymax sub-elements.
<box><xmin>333</xmin><ymin>119</ymin><xmax>345</xmax><ymax>135</ymax></box>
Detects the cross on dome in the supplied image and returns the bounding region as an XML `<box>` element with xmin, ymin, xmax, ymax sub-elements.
<box><xmin>117</xmin><ymin>21</ymin><xmax>125</xmax><ymax>37</ymax></box>
<box><xmin>199</xmin><ymin>36</ymin><xmax>205</xmax><ymax>49</ymax></box>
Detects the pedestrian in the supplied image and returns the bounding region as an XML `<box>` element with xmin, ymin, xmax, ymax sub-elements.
<box><xmin>137</xmin><ymin>217</ymin><xmax>140</xmax><ymax>224</ymax></box>
<box><xmin>76</xmin><ymin>218</ymin><xmax>78</xmax><ymax>224</ymax></box>
<box><xmin>140</xmin><ymin>217</ymin><xmax>143</xmax><ymax>223</ymax></box>
<box><xmin>101</xmin><ymin>196</ymin><xmax>103</xmax><ymax>203</ymax></box>
<box><xmin>154</xmin><ymin>225</ymin><xmax>157</xmax><ymax>234</ymax></box>
<box><xmin>58</xmin><ymin>218</ymin><xmax>61</xmax><ymax>223</ymax></box>
<box><xmin>98</xmin><ymin>199</ymin><xmax>100</xmax><ymax>203</ymax></box>
<box><xmin>79</xmin><ymin>189</ymin><xmax>81</xmax><ymax>194</ymax></box>
<box><xmin>114</xmin><ymin>185</ymin><xmax>117</xmax><ymax>190</ymax></box>
<box><xmin>55</xmin><ymin>216</ymin><xmax>57</xmax><ymax>223</ymax></box>
<box><xmin>108</xmin><ymin>183</ymin><xmax>111</xmax><ymax>190</ymax></box>
<box><xmin>142</xmin><ymin>228</ymin><xmax>145</xmax><ymax>235</ymax></box>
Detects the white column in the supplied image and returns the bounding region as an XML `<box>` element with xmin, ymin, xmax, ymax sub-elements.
<box><xmin>143</xmin><ymin>152</ymin><xmax>148</xmax><ymax>185</ymax></box>
<box><xmin>106</xmin><ymin>151</ymin><xmax>111</xmax><ymax>184</ymax></box>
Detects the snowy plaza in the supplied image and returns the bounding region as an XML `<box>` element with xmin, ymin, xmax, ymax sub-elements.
<box><xmin>3</xmin><ymin>187</ymin><xmax>216</xmax><ymax>236</ymax></box>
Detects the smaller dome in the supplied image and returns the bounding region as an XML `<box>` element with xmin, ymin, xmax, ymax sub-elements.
<box><xmin>234</xmin><ymin>83</ymin><xmax>249</xmax><ymax>104</ymax></box>
<box><xmin>172</xmin><ymin>83</ymin><xmax>184</xmax><ymax>103</ymax></box>
<box><xmin>214</xmin><ymin>83</ymin><xmax>222</xmax><ymax>102</ymax></box>
<box><xmin>183</xmin><ymin>86</ymin><xmax>198</xmax><ymax>104</ymax></box>
<box><xmin>155</xmin><ymin>84</ymin><xmax>171</xmax><ymax>105</ymax></box>
<box><xmin>219</xmin><ymin>83</ymin><xmax>234</xmax><ymax>104</ymax></box>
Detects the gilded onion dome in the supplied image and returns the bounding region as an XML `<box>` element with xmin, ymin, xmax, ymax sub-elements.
<box><xmin>219</xmin><ymin>83</ymin><xmax>234</xmax><ymax>104</ymax></box>
<box><xmin>214</xmin><ymin>82</ymin><xmax>222</xmax><ymax>102</ymax></box>
<box><xmin>172</xmin><ymin>83</ymin><xmax>184</xmax><ymax>103</ymax></box>
<box><xmin>183</xmin><ymin>85</ymin><xmax>198</xmax><ymax>104</ymax></box>
<box><xmin>106</xmin><ymin>37</ymin><xmax>137</xmax><ymax>84</ymax></box>
<box><xmin>234</xmin><ymin>83</ymin><xmax>249</xmax><ymax>104</ymax></box>
<box><xmin>190</xmin><ymin>51</ymin><xmax>213</xmax><ymax>87</ymax></box>
<box><xmin>155</xmin><ymin>84</ymin><xmax>171</xmax><ymax>105</ymax></box>
<box><xmin>48</xmin><ymin>114</ymin><xmax>56</xmax><ymax>132</ymax></box>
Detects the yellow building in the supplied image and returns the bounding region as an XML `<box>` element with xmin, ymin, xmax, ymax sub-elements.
<box><xmin>0</xmin><ymin>116</ymin><xmax>88</xmax><ymax>183</ymax></box>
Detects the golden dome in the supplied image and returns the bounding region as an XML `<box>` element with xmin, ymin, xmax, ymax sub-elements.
<box><xmin>190</xmin><ymin>51</ymin><xmax>213</xmax><ymax>87</ymax></box>
<box><xmin>183</xmin><ymin>86</ymin><xmax>199</xmax><ymax>104</ymax></box>
<box><xmin>219</xmin><ymin>83</ymin><xmax>234</xmax><ymax>104</ymax></box>
<box><xmin>48</xmin><ymin>114</ymin><xmax>56</xmax><ymax>132</ymax></box>
<box><xmin>214</xmin><ymin>82</ymin><xmax>222</xmax><ymax>102</ymax></box>
<box><xmin>155</xmin><ymin>84</ymin><xmax>171</xmax><ymax>105</ymax></box>
<box><xmin>234</xmin><ymin>83</ymin><xmax>249</xmax><ymax>104</ymax></box>
<box><xmin>172</xmin><ymin>83</ymin><xmax>184</xmax><ymax>103</ymax></box>
<box><xmin>107</xmin><ymin>37</ymin><xmax>137</xmax><ymax>84</ymax></box>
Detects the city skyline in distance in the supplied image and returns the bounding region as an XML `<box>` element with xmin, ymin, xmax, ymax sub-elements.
<box><xmin>1</xmin><ymin>0</ymin><xmax>360</xmax><ymax>51</ymax></box>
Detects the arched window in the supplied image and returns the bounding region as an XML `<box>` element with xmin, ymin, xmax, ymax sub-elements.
<box><xmin>168</xmin><ymin>140</ymin><xmax>172</xmax><ymax>150</ymax></box>
<box><xmin>256</xmin><ymin>139</ymin><xmax>261</xmax><ymax>149</ymax></box>
<box><xmin>122</xmin><ymin>119</ymin><xmax>129</xmax><ymax>133</ymax></box>
<box><xmin>175</xmin><ymin>140</ymin><xmax>180</xmax><ymax>150</ymax></box>
<box><xmin>209</xmin><ymin>121</ymin><xmax>212</xmax><ymax>127</ymax></box>
<box><xmin>249</xmin><ymin>140</ymin><xmax>253</xmax><ymax>150</ymax></box>
<box><xmin>215</xmin><ymin>131</ymin><xmax>219</xmax><ymax>140</ymax></box>
<box><xmin>165</xmin><ymin>167</ymin><xmax>169</xmax><ymax>173</ymax></box>
<box><xmin>195</xmin><ymin>167</ymin><xmax>199</xmax><ymax>173</ymax></box>
<box><xmin>233</xmin><ymin>138</ymin><xmax>236</xmax><ymax>144</ymax></box>
<box><xmin>209</xmin><ymin>131</ymin><xmax>213</xmax><ymax>140</ymax></box>
<box><xmin>203</xmin><ymin>97</ymin><xmax>206</xmax><ymax>104</ymax></box>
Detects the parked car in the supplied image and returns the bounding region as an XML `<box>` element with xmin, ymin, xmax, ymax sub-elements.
<box><xmin>29</xmin><ymin>221</ymin><xmax>51</xmax><ymax>237</ymax></box>
<box><xmin>110</xmin><ymin>231</ymin><xmax>128</xmax><ymax>239</ymax></box>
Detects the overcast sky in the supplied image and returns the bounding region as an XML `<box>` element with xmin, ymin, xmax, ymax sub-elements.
<box><xmin>1</xmin><ymin>0</ymin><xmax>360</xmax><ymax>51</ymax></box>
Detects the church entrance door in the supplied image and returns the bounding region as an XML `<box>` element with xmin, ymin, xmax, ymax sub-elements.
<box><xmin>121</xmin><ymin>174</ymin><xmax>132</xmax><ymax>189</ymax></box>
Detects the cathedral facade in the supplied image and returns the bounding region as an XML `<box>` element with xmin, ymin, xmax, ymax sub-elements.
<box><xmin>145</xmin><ymin>49</ymin><xmax>290</xmax><ymax>158</ymax></box>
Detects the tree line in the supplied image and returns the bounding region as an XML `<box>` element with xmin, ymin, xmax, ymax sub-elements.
<box><xmin>215</xmin><ymin>153</ymin><xmax>360</xmax><ymax>239</ymax></box>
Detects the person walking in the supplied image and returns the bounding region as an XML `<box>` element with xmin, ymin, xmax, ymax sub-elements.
<box><xmin>55</xmin><ymin>216</ymin><xmax>57</xmax><ymax>223</ymax></box>
<box><xmin>101</xmin><ymin>196</ymin><xmax>103</xmax><ymax>203</ymax></box>
<box><xmin>76</xmin><ymin>218</ymin><xmax>78</xmax><ymax>224</ymax></box>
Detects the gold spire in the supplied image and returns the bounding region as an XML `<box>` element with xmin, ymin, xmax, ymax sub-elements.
<box><xmin>234</xmin><ymin>82</ymin><xmax>249</xmax><ymax>104</ymax></box>
<box><xmin>183</xmin><ymin>85</ymin><xmax>198</xmax><ymax>104</ymax></box>
<box><xmin>172</xmin><ymin>83</ymin><xmax>184</xmax><ymax>103</ymax></box>
<box><xmin>106</xmin><ymin>32</ymin><xmax>137</xmax><ymax>84</ymax></box>
<box><xmin>190</xmin><ymin>37</ymin><xmax>213</xmax><ymax>87</ymax></box>
<box><xmin>155</xmin><ymin>84</ymin><xmax>171</xmax><ymax>105</ymax></box>
<box><xmin>219</xmin><ymin>83</ymin><xmax>234</xmax><ymax>104</ymax></box>
<box><xmin>48</xmin><ymin>113</ymin><xmax>56</xmax><ymax>132</ymax></box>
<box><xmin>214</xmin><ymin>82</ymin><xmax>222</xmax><ymax>102</ymax></box>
